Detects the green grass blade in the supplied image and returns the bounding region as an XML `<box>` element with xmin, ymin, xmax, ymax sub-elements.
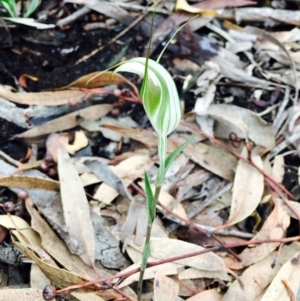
<box><xmin>144</xmin><ymin>171</ymin><xmax>155</xmax><ymax>223</ymax></box>
<box><xmin>23</xmin><ymin>0</ymin><xmax>39</xmax><ymax>18</ymax></box>
<box><xmin>141</xmin><ymin>242</ymin><xmax>151</xmax><ymax>271</ymax></box>
<box><xmin>164</xmin><ymin>136</ymin><xmax>195</xmax><ymax>173</ymax></box>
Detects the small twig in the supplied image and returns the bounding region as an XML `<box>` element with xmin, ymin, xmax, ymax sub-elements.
<box><xmin>57</xmin><ymin>6</ymin><xmax>91</xmax><ymax>27</ymax></box>
<box><xmin>51</xmin><ymin>235</ymin><xmax>300</xmax><ymax>300</ymax></box>
<box><xmin>282</xmin><ymin>279</ymin><xmax>296</xmax><ymax>301</ymax></box>
<box><xmin>130</xmin><ymin>182</ymin><xmax>241</xmax><ymax>261</ymax></box>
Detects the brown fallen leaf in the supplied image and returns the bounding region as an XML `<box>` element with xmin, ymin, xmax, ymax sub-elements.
<box><xmin>15</xmin><ymin>242</ymin><xmax>91</xmax><ymax>290</ymax></box>
<box><xmin>186</xmin><ymin>289</ymin><xmax>223</xmax><ymax>301</ymax></box>
<box><xmin>0</xmin><ymin>175</ymin><xmax>60</xmax><ymax>190</ymax></box>
<box><xmin>121</xmin><ymin>197</ymin><xmax>148</xmax><ymax>250</ymax></box>
<box><xmin>57</xmin><ymin>146</ymin><xmax>95</xmax><ymax>266</ymax></box>
<box><xmin>56</xmin><ymin>70</ymin><xmax>139</xmax><ymax>97</ymax></box>
<box><xmin>129</xmin><ymin>237</ymin><xmax>227</xmax><ymax>272</ymax></box>
<box><xmin>261</xmin><ymin>250</ymin><xmax>300</xmax><ymax>301</ymax></box>
<box><xmin>25</xmin><ymin>198</ymin><xmax>100</xmax><ymax>280</ymax></box>
<box><xmin>93</xmin><ymin>154</ymin><xmax>154</xmax><ymax>205</ymax></box>
<box><xmin>225</xmin><ymin>147</ymin><xmax>264</xmax><ymax>226</ymax></box>
<box><xmin>183</xmin><ymin>142</ymin><xmax>238</xmax><ymax>181</ymax></box>
<box><xmin>15</xmin><ymin>104</ymin><xmax>112</xmax><ymax>138</ymax></box>
<box><xmin>154</xmin><ymin>272</ymin><xmax>179</xmax><ymax>301</ymax></box>
<box><xmin>102</xmin><ymin>124</ymin><xmax>158</xmax><ymax>150</ymax></box>
<box><xmin>225</xmin><ymin>201</ymin><xmax>290</xmax><ymax>269</ymax></box>
<box><xmin>0</xmin><ymin>215</ymin><xmax>40</xmax><ymax>247</ymax></box>
<box><xmin>0</xmin><ymin>85</ymin><xmax>89</xmax><ymax>106</ymax></box>
<box><xmin>223</xmin><ymin>242</ymin><xmax>300</xmax><ymax>301</ymax></box>
<box><xmin>205</xmin><ymin>104</ymin><xmax>275</xmax><ymax>150</ymax></box>
<box><xmin>0</xmin><ymin>288</ymin><xmax>45</xmax><ymax>301</ymax></box>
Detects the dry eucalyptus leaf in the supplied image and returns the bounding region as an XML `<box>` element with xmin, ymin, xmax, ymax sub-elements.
<box><xmin>183</xmin><ymin>142</ymin><xmax>237</xmax><ymax>181</ymax></box>
<box><xmin>206</xmin><ymin>104</ymin><xmax>275</xmax><ymax>150</ymax></box>
<box><xmin>272</xmin><ymin>155</ymin><xmax>284</xmax><ymax>183</ymax></box>
<box><xmin>186</xmin><ymin>289</ymin><xmax>222</xmax><ymax>301</ymax></box>
<box><xmin>15</xmin><ymin>242</ymin><xmax>88</xmax><ymax>287</ymax></box>
<box><xmin>225</xmin><ymin>201</ymin><xmax>290</xmax><ymax>269</ymax></box>
<box><xmin>16</xmin><ymin>104</ymin><xmax>112</xmax><ymax>138</ymax></box>
<box><xmin>179</xmin><ymin>268</ymin><xmax>231</xmax><ymax>281</ymax></box>
<box><xmin>226</xmin><ymin>147</ymin><xmax>264</xmax><ymax>226</ymax></box>
<box><xmin>94</xmin><ymin>154</ymin><xmax>154</xmax><ymax>205</ymax></box>
<box><xmin>30</xmin><ymin>264</ymin><xmax>50</xmax><ymax>290</ymax></box>
<box><xmin>261</xmin><ymin>251</ymin><xmax>300</xmax><ymax>301</ymax></box>
<box><xmin>121</xmin><ymin>197</ymin><xmax>148</xmax><ymax>250</ymax></box>
<box><xmin>0</xmin><ymin>288</ymin><xmax>45</xmax><ymax>301</ymax></box>
<box><xmin>129</xmin><ymin>237</ymin><xmax>227</xmax><ymax>272</ymax></box>
<box><xmin>101</xmin><ymin>124</ymin><xmax>158</xmax><ymax>150</ymax></box>
<box><xmin>0</xmin><ymin>215</ymin><xmax>40</xmax><ymax>247</ymax></box>
<box><xmin>63</xmin><ymin>130</ymin><xmax>89</xmax><ymax>155</ymax></box>
<box><xmin>57</xmin><ymin>70</ymin><xmax>135</xmax><ymax>90</ymax></box>
<box><xmin>84</xmin><ymin>159</ymin><xmax>134</xmax><ymax>201</ymax></box>
<box><xmin>154</xmin><ymin>273</ymin><xmax>179</xmax><ymax>301</ymax></box>
<box><xmin>0</xmin><ymin>84</ymin><xmax>87</xmax><ymax>106</ymax></box>
<box><xmin>118</xmin><ymin>260</ymin><xmax>181</xmax><ymax>288</ymax></box>
<box><xmin>0</xmin><ymin>175</ymin><xmax>59</xmax><ymax>190</ymax></box>
<box><xmin>25</xmin><ymin>199</ymin><xmax>100</xmax><ymax>279</ymax></box>
<box><xmin>58</xmin><ymin>146</ymin><xmax>95</xmax><ymax>266</ymax></box>
<box><xmin>223</xmin><ymin>242</ymin><xmax>300</xmax><ymax>301</ymax></box>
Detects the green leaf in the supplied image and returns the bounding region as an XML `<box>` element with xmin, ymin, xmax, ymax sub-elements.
<box><xmin>0</xmin><ymin>0</ymin><xmax>16</xmax><ymax>17</ymax></box>
<box><xmin>141</xmin><ymin>242</ymin><xmax>151</xmax><ymax>271</ymax></box>
<box><xmin>144</xmin><ymin>171</ymin><xmax>155</xmax><ymax>223</ymax></box>
<box><xmin>165</xmin><ymin>136</ymin><xmax>195</xmax><ymax>173</ymax></box>
<box><xmin>23</xmin><ymin>0</ymin><xmax>39</xmax><ymax>18</ymax></box>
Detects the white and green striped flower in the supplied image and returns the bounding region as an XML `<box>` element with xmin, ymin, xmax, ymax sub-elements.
<box><xmin>114</xmin><ymin>57</ymin><xmax>181</xmax><ymax>137</ymax></box>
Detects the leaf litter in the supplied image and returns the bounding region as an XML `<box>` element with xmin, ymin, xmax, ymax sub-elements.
<box><xmin>1</xmin><ymin>1</ymin><xmax>300</xmax><ymax>301</ymax></box>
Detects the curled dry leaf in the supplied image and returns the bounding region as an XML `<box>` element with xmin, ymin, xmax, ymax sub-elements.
<box><xmin>223</xmin><ymin>242</ymin><xmax>300</xmax><ymax>301</ymax></box>
<box><xmin>225</xmin><ymin>147</ymin><xmax>264</xmax><ymax>226</ymax></box>
<box><xmin>154</xmin><ymin>272</ymin><xmax>179</xmax><ymax>301</ymax></box>
<box><xmin>15</xmin><ymin>104</ymin><xmax>112</xmax><ymax>138</ymax></box>
<box><xmin>225</xmin><ymin>201</ymin><xmax>290</xmax><ymax>269</ymax></box>
<box><xmin>56</xmin><ymin>70</ymin><xmax>139</xmax><ymax>95</ymax></box>
<box><xmin>57</xmin><ymin>146</ymin><xmax>95</xmax><ymax>266</ymax></box>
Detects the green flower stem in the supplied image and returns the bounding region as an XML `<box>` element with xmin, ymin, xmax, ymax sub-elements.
<box><xmin>157</xmin><ymin>135</ymin><xmax>167</xmax><ymax>186</ymax></box>
<box><xmin>137</xmin><ymin>184</ymin><xmax>162</xmax><ymax>301</ymax></box>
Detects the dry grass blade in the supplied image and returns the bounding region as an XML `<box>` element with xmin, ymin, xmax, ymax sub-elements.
<box><xmin>57</xmin><ymin>146</ymin><xmax>95</xmax><ymax>266</ymax></box>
